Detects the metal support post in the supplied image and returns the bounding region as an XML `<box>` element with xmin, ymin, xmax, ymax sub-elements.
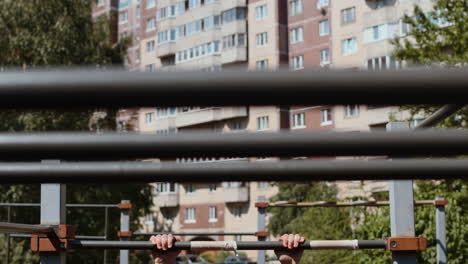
<box><xmin>104</xmin><ymin>207</ymin><xmax>109</xmax><ymax>264</ymax></box>
<box><xmin>40</xmin><ymin>160</ymin><xmax>67</xmax><ymax>264</ymax></box>
<box><xmin>120</xmin><ymin>200</ymin><xmax>130</xmax><ymax>264</ymax></box>
<box><xmin>435</xmin><ymin>197</ymin><xmax>447</xmax><ymax>264</ymax></box>
<box><xmin>257</xmin><ymin>196</ymin><xmax>266</xmax><ymax>264</ymax></box>
<box><xmin>387</xmin><ymin>122</ymin><xmax>417</xmax><ymax>264</ymax></box>
<box><xmin>6</xmin><ymin>206</ymin><xmax>11</xmax><ymax>264</ymax></box>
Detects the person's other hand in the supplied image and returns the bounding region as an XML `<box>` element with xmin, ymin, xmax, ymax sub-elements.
<box><xmin>150</xmin><ymin>234</ymin><xmax>181</xmax><ymax>264</ymax></box>
<box><xmin>274</xmin><ymin>234</ymin><xmax>305</xmax><ymax>264</ymax></box>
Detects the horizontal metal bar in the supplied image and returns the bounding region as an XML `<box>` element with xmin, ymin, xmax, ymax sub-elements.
<box><xmin>9</xmin><ymin>234</ymin><xmax>106</xmax><ymax>240</ymax></box>
<box><xmin>0</xmin><ymin>130</ymin><xmax>468</xmax><ymax>160</ymax></box>
<box><xmin>69</xmin><ymin>240</ymin><xmax>386</xmax><ymax>250</ymax></box>
<box><xmin>0</xmin><ymin>70</ymin><xmax>467</xmax><ymax>108</ymax></box>
<box><xmin>0</xmin><ymin>203</ymin><xmax>119</xmax><ymax>208</ymax></box>
<box><xmin>0</xmin><ymin>222</ymin><xmax>53</xmax><ymax>234</ymax></box>
<box><xmin>267</xmin><ymin>200</ymin><xmax>436</xmax><ymax>207</ymax></box>
<box><xmin>0</xmin><ymin>159</ymin><xmax>467</xmax><ymax>183</ymax></box>
<box><xmin>416</xmin><ymin>104</ymin><xmax>465</xmax><ymax>129</ymax></box>
<box><xmin>133</xmin><ymin>232</ymin><xmax>257</xmax><ymax>236</ymax></box>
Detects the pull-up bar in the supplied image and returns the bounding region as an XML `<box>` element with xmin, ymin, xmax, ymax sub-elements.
<box><xmin>133</xmin><ymin>232</ymin><xmax>258</xmax><ymax>236</ymax></box>
<box><xmin>0</xmin><ymin>159</ymin><xmax>467</xmax><ymax>183</ymax></box>
<box><xmin>0</xmin><ymin>222</ymin><xmax>54</xmax><ymax>234</ymax></box>
<box><xmin>262</xmin><ymin>200</ymin><xmax>448</xmax><ymax>208</ymax></box>
<box><xmin>68</xmin><ymin>240</ymin><xmax>386</xmax><ymax>250</ymax></box>
<box><xmin>0</xmin><ymin>130</ymin><xmax>467</xmax><ymax>160</ymax></box>
<box><xmin>0</xmin><ymin>70</ymin><xmax>467</xmax><ymax>107</ymax></box>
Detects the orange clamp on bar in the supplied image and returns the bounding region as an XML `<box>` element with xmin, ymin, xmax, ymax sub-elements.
<box><xmin>118</xmin><ymin>202</ymin><xmax>132</xmax><ymax>210</ymax></box>
<box><xmin>387</xmin><ymin>237</ymin><xmax>427</xmax><ymax>251</ymax></box>
<box><xmin>255</xmin><ymin>202</ymin><xmax>269</xmax><ymax>208</ymax></box>
<box><xmin>255</xmin><ymin>231</ymin><xmax>270</xmax><ymax>237</ymax></box>
<box><xmin>434</xmin><ymin>200</ymin><xmax>448</xmax><ymax>206</ymax></box>
<box><xmin>31</xmin><ymin>225</ymin><xmax>76</xmax><ymax>252</ymax></box>
<box><xmin>118</xmin><ymin>231</ymin><xmax>133</xmax><ymax>238</ymax></box>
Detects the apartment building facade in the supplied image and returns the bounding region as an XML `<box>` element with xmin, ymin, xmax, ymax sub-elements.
<box><xmin>117</xmin><ymin>0</ymin><xmax>142</xmax><ymax>71</ymax></box>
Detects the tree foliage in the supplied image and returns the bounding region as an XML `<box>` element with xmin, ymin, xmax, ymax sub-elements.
<box><xmin>391</xmin><ymin>0</ymin><xmax>468</xmax><ymax>67</ymax></box>
<box><xmin>0</xmin><ymin>1</ymin><xmax>152</xmax><ymax>264</ymax></box>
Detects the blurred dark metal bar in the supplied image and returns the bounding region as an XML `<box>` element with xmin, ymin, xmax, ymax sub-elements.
<box><xmin>0</xmin><ymin>222</ymin><xmax>53</xmax><ymax>234</ymax></box>
<box><xmin>416</xmin><ymin>104</ymin><xmax>465</xmax><ymax>129</ymax></box>
<box><xmin>69</xmin><ymin>240</ymin><xmax>386</xmax><ymax>250</ymax></box>
<box><xmin>1</xmin><ymin>131</ymin><xmax>468</xmax><ymax>160</ymax></box>
<box><xmin>133</xmin><ymin>232</ymin><xmax>257</xmax><ymax>236</ymax></box>
<box><xmin>0</xmin><ymin>203</ymin><xmax>119</xmax><ymax>208</ymax></box>
<box><xmin>0</xmin><ymin>71</ymin><xmax>468</xmax><ymax>108</ymax></box>
<box><xmin>0</xmin><ymin>159</ymin><xmax>467</xmax><ymax>183</ymax></box>
<box><xmin>266</xmin><ymin>200</ymin><xmax>439</xmax><ymax>207</ymax></box>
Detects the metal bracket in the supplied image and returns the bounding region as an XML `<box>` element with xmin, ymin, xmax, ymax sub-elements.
<box><xmin>387</xmin><ymin>237</ymin><xmax>427</xmax><ymax>251</ymax></box>
<box><xmin>254</xmin><ymin>202</ymin><xmax>269</xmax><ymax>208</ymax></box>
<box><xmin>117</xmin><ymin>231</ymin><xmax>133</xmax><ymax>238</ymax></box>
<box><xmin>433</xmin><ymin>200</ymin><xmax>448</xmax><ymax>206</ymax></box>
<box><xmin>118</xmin><ymin>202</ymin><xmax>132</xmax><ymax>210</ymax></box>
<box><xmin>31</xmin><ymin>225</ymin><xmax>76</xmax><ymax>252</ymax></box>
<box><xmin>255</xmin><ymin>231</ymin><xmax>270</xmax><ymax>237</ymax></box>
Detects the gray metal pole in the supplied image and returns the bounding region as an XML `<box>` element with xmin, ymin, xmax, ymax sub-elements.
<box><xmin>435</xmin><ymin>197</ymin><xmax>447</xmax><ymax>264</ymax></box>
<box><xmin>6</xmin><ymin>206</ymin><xmax>11</xmax><ymax>264</ymax></box>
<box><xmin>416</xmin><ymin>105</ymin><xmax>465</xmax><ymax>129</ymax></box>
<box><xmin>104</xmin><ymin>207</ymin><xmax>109</xmax><ymax>264</ymax></box>
<box><xmin>257</xmin><ymin>196</ymin><xmax>266</xmax><ymax>264</ymax></box>
<box><xmin>40</xmin><ymin>160</ymin><xmax>66</xmax><ymax>264</ymax></box>
<box><xmin>387</xmin><ymin>122</ymin><xmax>417</xmax><ymax>264</ymax></box>
<box><xmin>120</xmin><ymin>200</ymin><xmax>130</xmax><ymax>264</ymax></box>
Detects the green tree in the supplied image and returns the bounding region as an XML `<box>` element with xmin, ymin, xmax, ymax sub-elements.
<box><xmin>0</xmin><ymin>1</ymin><xmax>153</xmax><ymax>264</ymax></box>
<box><xmin>268</xmin><ymin>183</ymin><xmax>354</xmax><ymax>263</ymax></box>
<box><xmin>391</xmin><ymin>0</ymin><xmax>468</xmax><ymax>67</ymax></box>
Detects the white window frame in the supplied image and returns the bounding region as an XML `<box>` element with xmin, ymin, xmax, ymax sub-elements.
<box><xmin>97</xmin><ymin>0</ymin><xmax>105</xmax><ymax>7</ymax></box>
<box><xmin>341</xmin><ymin>7</ymin><xmax>356</xmax><ymax>25</ymax></box>
<box><xmin>144</xmin><ymin>213</ymin><xmax>154</xmax><ymax>225</ymax></box>
<box><xmin>145</xmin><ymin>112</ymin><xmax>155</xmax><ymax>124</ymax></box>
<box><xmin>119</xmin><ymin>11</ymin><xmax>128</xmax><ymax>24</ymax></box>
<box><xmin>290</xmin><ymin>0</ymin><xmax>302</xmax><ymax>16</ymax></box>
<box><xmin>256</xmin><ymin>32</ymin><xmax>268</xmax><ymax>47</ymax></box>
<box><xmin>156</xmin><ymin>183</ymin><xmax>177</xmax><ymax>193</ymax></box>
<box><xmin>317</xmin><ymin>0</ymin><xmax>329</xmax><ymax>9</ymax></box>
<box><xmin>209</xmin><ymin>206</ymin><xmax>218</xmax><ymax>222</ymax></box>
<box><xmin>320</xmin><ymin>109</ymin><xmax>332</xmax><ymax>126</ymax></box>
<box><xmin>320</xmin><ymin>49</ymin><xmax>330</xmax><ymax>65</ymax></box>
<box><xmin>319</xmin><ymin>19</ymin><xmax>329</xmax><ymax>36</ymax></box>
<box><xmin>146</xmin><ymin>18</ymin><xmax>156</xmax><ymax>32</ymax></box>
<box><xmin>257</xmin><ymin>116</ymin><xmax>269</xmax><ymax>131</ymax></box>
<box><xmin>146</xmin><ymin>40</ymin><xmax>155</xmax><ymax>53</ymax></box>
<box><xmin>185</xmin><ymin>184</ymin><xmax>195</xmax><ymax>194</ymax></box>
<box><xmin>147</xmin><ymin>0</ymin><xmax>156</xmax><ymax>9</ymax></box>
<box><xmin>184</xmin><ymin>208</ymin><xmax>196</xmax><ymax>223</ymax></box>
<box><xmin>345</xmin><ymin>105</ymin><xmax>360</xmax><ymax>118</ymax></box>
<box><xmin>290</xmin><ymin>27</ymin><xmax>304</xmax><ymax>44</ymax></box>
<box><xmin>255</xmin><ymin>5</ymin><xmax>268</xmax><ymax>21</ymax></box>
<box><xmin>292</xmin><ymin>112</ymin><xmax>305</xmax><ymax>129</ymax></box>
<box><xmin>292</xmin><ymin>55</ymin><xmax>304</xmax><ymax>70</ymax></box>
<box><xmin>342</xmin><ymin>37</ymin><xmax>357</xmax><ymax>56</ymax></box>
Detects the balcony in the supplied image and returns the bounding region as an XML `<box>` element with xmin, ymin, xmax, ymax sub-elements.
<box><xmin>223</xmin><ymin>186</ymin><xmax>249</xmax><ymax>203</ymax></box>
<box><xmin>157</xmin><ymin>42</ymin><xmax>176</xmax><ymax>58</ymax></box>
<box><xmin>221</xmin><ymin>47</ymin><xmax>247</xmax><ymax>65</ymax></box>
<box><xmin>155</xmin><ymin>192</ymin><xmax>179</xmax><ymax>208</ymax></box>
<box><xmin>363</xmin><ymin>5</ymin><xmax>398</xmax><ymax>27</ymax></box>
<box><xmin>175</xmin><ymin>106</ymin><xmax>247</xmax><ymax>128</ymax></box>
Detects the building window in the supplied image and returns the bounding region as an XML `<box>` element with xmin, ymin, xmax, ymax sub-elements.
<box><xmin>292</xmin><ymin>55</ymin><xmax>304</xmax><ymax>70</ymax></box>
<box><xmin>209</xmin><ymin>184</ymin><xmax>217</xmax><ymax>192</ymax></box>
<box><xmin>145</xmin><ymin>112</ymin><xmax>155</xmax><ymax>124</ymax></box>
<box><xmin>97</xmin><ymin>0</ymin><xmax>104</xmax><ymax>7</ymax></box>
<box><xmin>146</xmin><ymin>18</ymin><xmax>156</xmax><ymax>32</ymax></box>
<box><xmin>258</xmin><ymin>182</ymin><xmax>271</xmax><ymax>189</ymax></box>
<box><xmin>257</xmin><ymin>116</ymin><xmax>269</xmax><ymax>131</ymax></box>
<box><xmin>189</xmin><ymin>0</ymin><xmax>201</xmax><ymax>9</ymax></box>
<box><xmin>185</xmin><ymin>184</ymin><xmax>195</xmax><ymax>194</ymax></box>
<box><xmin>345</xmin><ymin>105</ymin><xmax>360</xmax><ymax>117</ymax></box>
<box><xmin>144</xmin><ymin>213</ymin><xmax>154</xmax><ymax>225</ymax></box>
<box><xmin>185</xmin><ymin>208</ymin><xmax>196</xmax><ymax>223</ymax></box>
<box><xmin>317</xmin><ymin>0</ymin><xmax>329</xmax><ymax>9</ymax></box>
<box><xmin>320</xmin><ymin>109</ymin><xmax>332</xmax><ymax>125</ymax></box>
<box><xmin>156</xmin><ymin>183</ymin><xmax>177</xmax><ymax>193</ymax></box>
<box><xmin>256</xmin><ymin>60</ymin><xmax>269</xmax><ymax>71</ymax></box>
<box><xmin>255</xmin><ymin>5</ymin><xmax>268</xmax><ymax>21</ymax></box>
<box><xmin>222</xmin><ymin>7</ymin><xmax>246</xmax><ymax>24</ymax></box>
<box><xmin>364</xmin><ymin>23</ymin><xmax>395</xmax><ymax>43</ymax></box>
<box><xmin>319</xmin><ymin>20</ymin><xmax>329</xmax><ymax>36</ymax></box>
<box><xmin>341</xmin><ymin>7</ymin><xmax>356</xmax><ymax>25</ymax></box>
<box><xmin>119</xmin><ymin>11</ymin><xmax>128</xmax><ymax>24</ymax></box>
<box><xmin>146</xmin><ymin>40</ymin><xmax>155</xmax><ymax>53</ymax></box>
<box><xmin>209</xmin><ymin>206</ymin><xmax>218</xmax><ymax>222</ymax></box>
<box><xmin>367</xmin><ymin>56</ymin><xmax>401</xmax><ymax>71</ymax></box>
<box><xmin>292</xmin><ymin>113</ymin><xmax>305</xmax><ymax>128</ymax></box>
<box><xmin>156</xmin><ymin>107</ymin><xmax>177</xmax><ymax>118</ymax></box>
<box><xmin>256</xmin><ymin>32</ymin><xmax>268</xmax><ymax>47</ymax></box>
<box><xmin>290</xmin><ymin>27</ymin><xmax>303</xmax><ymax>43</ymax></box>
<box><xmin>290</xmin><ymin>0</ymin><xmax>302</xmax><ymax>16</ymax></box>
<box><xmin>320</xmin><ymin>49</ymin><xmax>330</xmax><ymax>65</ymax></box>
<box><xmin>145</xmin><ymin>64</ymin><xmax>155</xmax><ymax>72</ymax></box>
<box><xmin>147</xmin><ymin>0</ymin><xmax>156</xmax><ymax>9</ymax></box>
<box><xmin>342</xmin><ymin>37</ymin><xmax>357</xmax><ymax>56</ymax></box>
<box><xmin>233</xmin><ymin>206</ymin><xmax>242</xmax><ymax>218</ymax></box>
